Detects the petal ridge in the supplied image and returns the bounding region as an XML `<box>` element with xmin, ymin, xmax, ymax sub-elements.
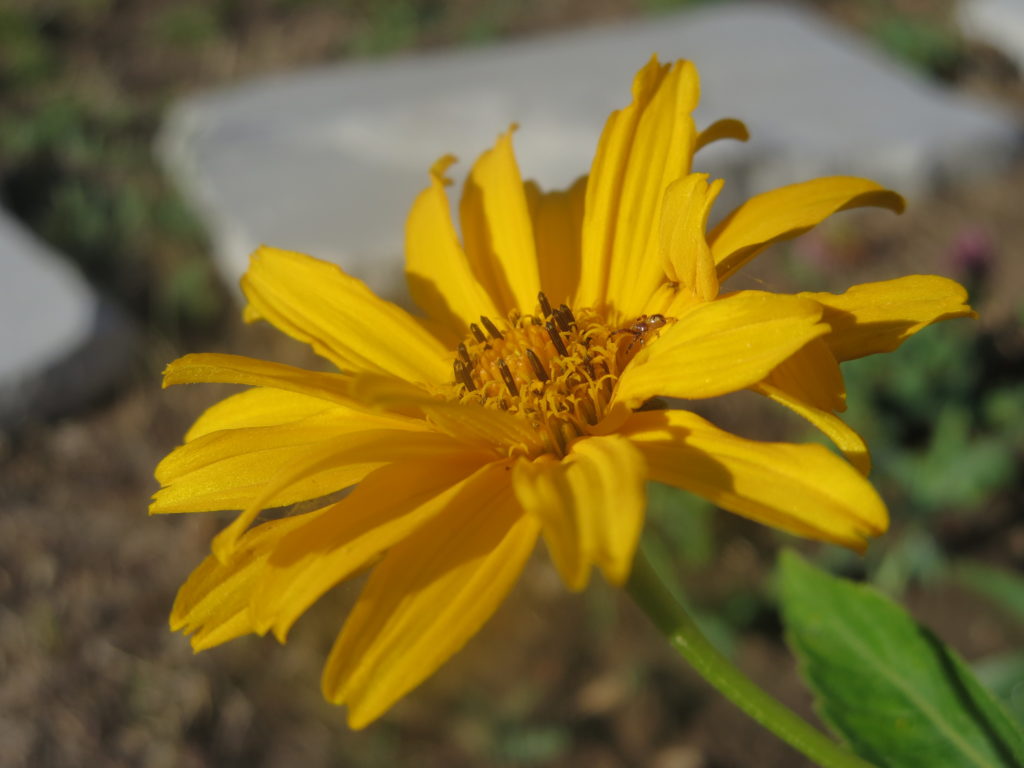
<box><xmin>614</xmin><ymin>291</ymin><xmax>829</xmax><ymax>406</ymax></box>
<box><xmin>243</xmin><ymin>246</ymin><xmax>450</xmax><ymax>384</ymax></box>
<box><xmin>406</xmin><ymin>155</ymin><xmax>501</xmax><ymax>337</ymax></box>
<box><xmin>800</xmin><ymin>275</ymin><xmax>976</xmax><ymax>362</ymax></box>
<box><xmin>623</xmin><ymin>409</ymin><xmax>887</xmax><ymax>551</ymax></box>
<box><xmin>709</xmin><ymin>177</ymin><xmax>905</xmax><ymax>283</ymax></box>
<box><xmin>322</xmin><ymin>475</ymin><xmax>537</xmax><ymax>728</ymax></box>
<box><xmin>252</xmin><ymin>452</ymin><xmax>500</xmax><ymax>642</ymax></box>
<box><xmin>512</xmin><ymin>434</ymin><xmax>646</xmax><ymax>590</ymax></box>
<box><xmin>459</xmin><ymin>128</ymin><xmax>540</xmax><ymax>314</ymax></box>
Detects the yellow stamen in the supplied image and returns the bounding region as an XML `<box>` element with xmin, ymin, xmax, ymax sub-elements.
<box><xmin>449</xmin><ymin>293</ymin><xmax>672</xmax><ymax>457</ymax></box>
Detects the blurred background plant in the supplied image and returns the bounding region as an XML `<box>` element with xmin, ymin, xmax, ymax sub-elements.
<box><xmin>2</xmin><ymin>1</ymin><xmax>1022</xmax><ymax>766</ymax></box>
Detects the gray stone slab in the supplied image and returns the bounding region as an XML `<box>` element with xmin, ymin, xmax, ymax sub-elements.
<box><xmin>958</xmin><ymin>0</ymin><xmax>1024</xmax><ymax>72</ymax></box>
<box><xmin>0</xmin><ymin>210</ymin><xmax>137</xmax><ymax>430</ymax></box>
<box><xmin>158</xmin><ymin>1</ymin><xmax>1022</xmax><ymax>301</ymax></box>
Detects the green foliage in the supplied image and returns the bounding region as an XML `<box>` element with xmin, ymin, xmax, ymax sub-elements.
<box><xmin>0</xmin><ymin>3</ymin><xmax>226</xmax><ymax>339</ymax></box>
<box><xmin>642</xmin><ymin>0</ymin><xmax>725</xmax><ymax>14</ymax></box>
<box><xmin>973</xmin><ymin>652</ymin><xmax>1024</xmax><ymax>728</ymax></box>
<box><xmin>952</xmin><ymin>561</ymin><xmax>1024</xmax><ymax>724</ymax></box>
<box><xmin>642</xmin><ymin>487</ymin><xmax>742</xmax><ymax>655</ymax></box>
<box><xmin>983</xmin><ymin>384</ymin><xmax>1024</xmax><ymax>446</ymax></box>
<box><xmin>955</xmin><ymin>562</ymin><xmax>1024</xmax><ymax>627</ymax></box>
<box><xmin>645</xmin><ymin>482</ymin><xmax>715</xmax><ymax>569</ymax></box>
<box><xmin>490</xmin><ymin>722</ymin><xmax>572</xmax><ymax>764</ymax></box>
<box><xmin>349</xmin><ymin>1</ymin><xmax>422</xmax><ymax>55</ymax></box>
<box><xmin>152</xmin><ymin>3</ymin><xmax>224</xmax><ymax>48</ymax></box>
<box><xmin>0</xmin><ymin>8</ymin><xmax>57</xmax><ymax>84</ymax></box>
<box><xmin>869</xmin><ymin>523</ymin><xmax>945</xmax><ymax>595</ymax></box>
<box><xmin>460</xmin><ymin>2</ymin><xmax>516</xmax><ymax>45</ymax></box>
<box><xmin>778</xmin><ymin>551</ymin><xmax>1024</xmax><ymax>768</ymax></box>
<box><xmin>836</xmin><ymin>319</ymin><xmax>1024</xmax><ymax>590</ymax></box>
<box><xmin>870</xmin><ymin>14</ymin><xmax>963</xmax><ymax>78</ymax></box>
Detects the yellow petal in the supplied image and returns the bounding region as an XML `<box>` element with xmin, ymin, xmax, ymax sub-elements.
<box><xmin>152</xmin><ymin>417</ymin><xmax>441</xmax><ymax>515</ymax></box>
<box><xmin>640</xmin><ymin>280</ymin><xmax>688</xmax><ymax>318</ymax></box>
<box><xmin>512</xmin><ymin>434</ymin><xmax>646</xmax><ymax>591</ymax></box>
<box><xmin>405</xmin><ymin>155</ymin><xmax>500</xmax><ymax>337</ymax></box>
<box><xmin>163</xmin><ymin>353</ymin><xmax>354</xmax><ymax>405</ymax></box>
<box><xmin>165</xmin><ymin>355</ymin><xmax>491</xmax><ymax>442</ymax></box>
<box><xmin>209</xmin><ymin>429</ymin><xmax>467</xmax><ymax>561</ymax></box>
<box><xmin>623</xmin><ymin>409</ymin><xmax>887</xmax><ymax>551</ymax></box>
<box><xmin>166</xmin><ymin>353</ymin><xmax>526</xmax><ymax>456</ymax></box>
<box><xmin>524</xmin><ymin>175</ymin><xmax>586</xmax><ymax>306</ymax></box>
<box><xmin>156</xmin><ymin>420</ymin><xmax>379</xmax><ymax>514</ymax></box>
<box><xmin>576</xmin><ymin>57</ymin><xmax>668</xmax><ymax>310</ymax></box>
<box><xmin>253</xmin><ymin>454</ymin><xmax>504</xmax><ymax>642</ymax></box>
<box><xmin>754</xmin><ymin>381</ymin><xmax>871</xmax><ymax>475</ymax></box>
<box><xmin>321</xmin><ymin>478</ymin><xmax>539</xmax><ymax>729</ymax></box>
<box><xmin>580</xmin><ymin>58</ymin><xmax>701</xmax><ymax>317</ymax></box>
<box><xmin>605</xmin><ymin>59</ymin><xmax>700</xmax><ymax>317</ymax></box>
<box><xmin>800</xmin><ymin>275</ymin><xmax>976</xmax><ymax>362</ymax></box>
<box><xmin>347</xmin><ymin>373</ymin><xmax>541</xmax><ymax>456</ymax></box>
<box><xmin>709</xmin><ymin>177</ymin><xmax>905</xmax><ymax>283</ymax></box>
<box><xmin>762</xmin><ymin>338</ymin><xmax>845</xmax><ymax>413</ymax></box>
<box><xmin>185</xmin><ymin>387</ymin><xmax>337</xmax><ymax>442</ymax></box>
<box><xmin>157</xmin><ymin>360</ymin><xmax>433</xmax><ymax>516</ymax></box>
<box><xmin>242</xmin><ymin>246</ymin><xmax>450</xmax><ymax>384</ymax></box>
<box><xmin>614</xmin><ymin>291</ymin><xmax>828</xmax><ymax>407</ymax></box>
<box><xmin>459</xmin><ymin>128</ymin><xmax>540</xmax><ymax>315</ymax></box>
<box><xmin>660</xmin><ymin>173</ymin><xmax>723</xmax><ymax>302</ymax></box>
<box><xmin>694</xmin><ymin>117</ymin><xmax>749</xmax><ymax>153</ymax></box>
<box><xmin>171</xmin><ymin>511</ymin><xmax>320</xmax><ymax>651</ymax></box>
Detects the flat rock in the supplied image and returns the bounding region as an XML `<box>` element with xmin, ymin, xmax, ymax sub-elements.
<box><xmin>0</xmin><ymin>210</ymin><xmax>137</xmax><ymax>430</ymax></box>
<box><xmin>159</xmin><ymin>1</ymin><xmax>1022</xmax><ymax>301</ymax></box>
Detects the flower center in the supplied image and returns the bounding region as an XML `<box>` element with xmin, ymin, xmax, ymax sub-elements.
<box><xmin>450</xmin><ymin>292</ymin><xmax>670</xmax><ymax>457</ymax></box>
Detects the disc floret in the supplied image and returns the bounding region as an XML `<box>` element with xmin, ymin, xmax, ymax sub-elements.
<box><xmin>450</xmin><ymin>293</ymin><xmax>669</xmax><ymax>456</ymax></box>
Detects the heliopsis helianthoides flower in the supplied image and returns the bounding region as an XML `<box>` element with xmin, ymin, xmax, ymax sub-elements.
<box><xmin>155</xmin><ymin>56</ymin><xmax>974</xmax><ymax>727</ymax></box>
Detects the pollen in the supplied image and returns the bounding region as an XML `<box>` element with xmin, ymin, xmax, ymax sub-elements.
<box><xmin>450</xmin><ymin>293</ymin><xmax>671</xmax><ymax>457</ymax></box>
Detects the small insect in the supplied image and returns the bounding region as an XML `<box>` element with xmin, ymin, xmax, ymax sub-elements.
<box><xmin>614</xmin><ymin>313</ymin><xmax>669</xmax><ymax>366</ymax></box>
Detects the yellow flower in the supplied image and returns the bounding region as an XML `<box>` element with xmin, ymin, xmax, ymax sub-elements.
<box><xmin>155</xmin><ymin>57</ymin><xmax>973</xmax><ymax>728</ymax></box>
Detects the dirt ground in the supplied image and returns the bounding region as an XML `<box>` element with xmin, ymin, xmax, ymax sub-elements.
<box><xmin>2</xmin><ymin>1</ymin><xmax>1023</xmax><ymax>766</ymax></box>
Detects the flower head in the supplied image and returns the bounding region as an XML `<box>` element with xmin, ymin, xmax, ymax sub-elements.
<box><xmin>155</xmin><ymin>57</ymin><xmax>974</xmax><ymax>727</ymax></box>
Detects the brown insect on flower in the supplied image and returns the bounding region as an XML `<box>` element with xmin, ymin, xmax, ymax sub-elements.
<box><xmin>614</xmin><ymin>313</ymin><xmax>670</xmax><ymax>367</ymax></box>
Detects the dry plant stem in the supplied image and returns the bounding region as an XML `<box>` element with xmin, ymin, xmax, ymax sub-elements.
<box><xmin>625</xmin><ymin>547</ymin><xmax>877</xmax><ymax>768</ymax></box>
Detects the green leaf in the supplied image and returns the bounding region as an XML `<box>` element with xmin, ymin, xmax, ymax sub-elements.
<box><xmin>972</xmin><ymin>651</ymin><xmax>1024</xmax><ymax>727</ymax></box>
<box><xmin>778</xmin><ymin>550</ymin><xmax>1024</xmax><ymax>768</ymax></box>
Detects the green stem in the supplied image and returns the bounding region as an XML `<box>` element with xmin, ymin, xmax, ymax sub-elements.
<box><xmin>625</xmin><ymin>547</ymin><xmax>876</xmax><ymax>768</ymax></box>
